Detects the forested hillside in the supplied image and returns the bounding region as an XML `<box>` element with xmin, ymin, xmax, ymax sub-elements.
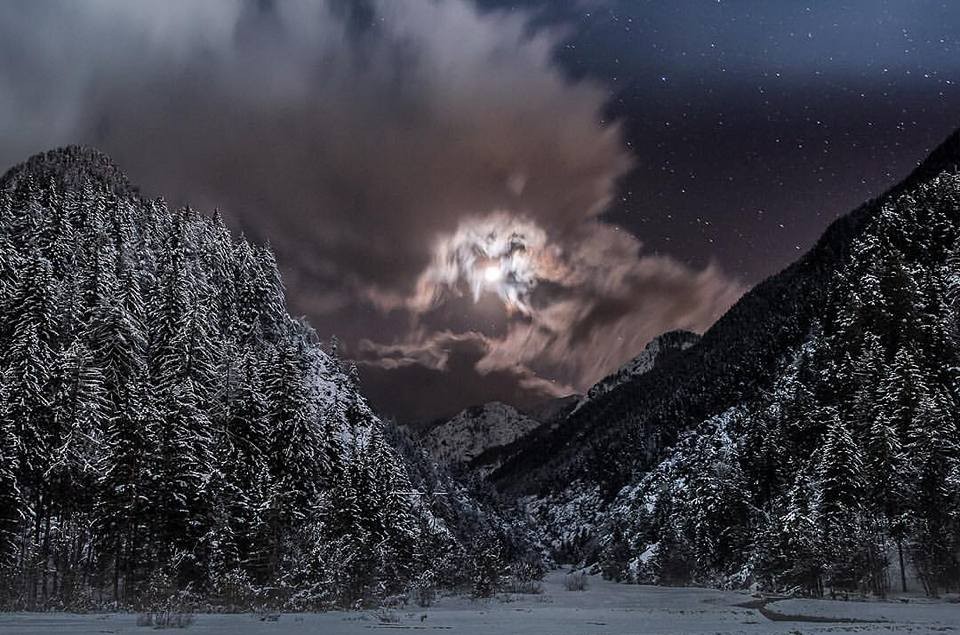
<box><xmin>493</xmin><ymin>130</ymin><xmax>960</xmax><ymax>597</ymax></box>
<box><xmin>493</xmin><ymin>133</ymin><xmax>960</xmax><ymax>504</ymax></box>
<box><xmin>599</xmin><ymin>169</ymin><xmax>960</xmax><ymax>596</ymax></box>
<box><xmin>0</xmin><ymin>147</ymin><xmax>524</xmax><ymax>610</ymax></box>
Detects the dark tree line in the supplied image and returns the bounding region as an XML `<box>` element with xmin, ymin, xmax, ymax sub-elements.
<box><xmin>0</xmin><ymin>147</ymin><xmax>520</xmax><ymax>610</ymax></box>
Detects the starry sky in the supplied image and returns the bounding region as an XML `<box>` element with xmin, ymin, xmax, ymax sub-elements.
<box><xmin>1</xmin><ymin>1</ymin><xmax>959</xmax><ymax>421</ymax></box>
<box><xmin>487</xmin><ymin>0</ymin><xmax>960</xmax><ymax>282</ymax></box>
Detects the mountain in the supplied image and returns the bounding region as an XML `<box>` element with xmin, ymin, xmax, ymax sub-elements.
<box><xmin>418</xmin><ymin>402</ymin><xmax>543</xmax><ymax>476</ymax></box>
<box><xmin>493</xmin><ymin>129</ymin><xmax>960</xmax><ymax>595</ymax></box>
<box><xmin>417</xmin><ymin>332</ymin><xmax>698</xmax><ymax>482</ymax></box>
<box><xmin>0</xmin><ymin>147</ymin><xmax>529</xmax><ymax>610</ymax></box>
<box><xmin>412</xmin><ymin>396</ymin><xmax>579</xmax><ymax>480</ymax></box>
<box><xmin>493</xmin><ymin>128</ymin><xmax>960</xmax><ymax>498</ymax></box>
<box><xmin>570</xmin><ymin>330</ymin><xmax>700</xmax><ymax>416</ymax></box>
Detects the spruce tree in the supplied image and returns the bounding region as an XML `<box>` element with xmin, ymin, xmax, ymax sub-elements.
<box><xmin>906</xmin><ymin>389</ymin><xmax>960</xmax><ymax>596</ymax></box>
<box><xmin>815</xmin><ymin>409</ymin><xmax>866</xmax><ymax>590</ymax></box>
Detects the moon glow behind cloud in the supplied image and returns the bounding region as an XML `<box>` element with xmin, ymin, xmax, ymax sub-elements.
<box><xmin>414</xmin><ymin>212</ymin><xmax>553</xmax><ymax>316</ymax></box>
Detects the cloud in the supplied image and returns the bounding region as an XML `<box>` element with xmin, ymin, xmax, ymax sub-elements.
<box><xmin>354</xmin><ymin>331</ymin><xmax>571</xmax><ymax>422</ymax></box>
<box><xmin>0</xmin><ymin>0</ymin><xmax>745</xmax><ymax>419</ymax></box>
<box><xmin>387</xmin><ymin>218</ymin><xmax>744</xmax><ymax>407</ymax></box>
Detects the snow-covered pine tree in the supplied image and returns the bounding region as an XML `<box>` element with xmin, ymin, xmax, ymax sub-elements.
<box><xmin>46</xmin><ymin>341</ymin><xmax>107</xmax><ymax>601</ymax></box>
<box><xmin>815</xmin><ymin>408</ymin><xmax>869</xmax><ymax>591</ymax></box>
<box><xmin>0</xmin><ymin>378</ymin><xmax>21</xmax><ymax>575</ymax></box>
<box><xmin>95</xmin><ymin>378</ymin><xmax>157</xmax><ymax>603</ymax></box>
<box><xmin>905</xmin><ymin>388</ymin><xmax>960</xmax><ymax>596</ymax></box>
<box><xmin>215</xmin><ymin>350</ymin><xmax>272</xmax><ymax>581</ymax></box>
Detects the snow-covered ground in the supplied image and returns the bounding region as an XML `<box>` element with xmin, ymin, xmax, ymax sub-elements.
<box><xmin>2</xmin><ymin>570</ymin><xmax>957</xmax><ymax>634</ymax></box>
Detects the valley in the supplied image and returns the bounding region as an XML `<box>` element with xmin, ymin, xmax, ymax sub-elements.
<box><xmin>2</xmin><ymin>570</ymin><xmax>957</xmax><ymax>634</ymax></box>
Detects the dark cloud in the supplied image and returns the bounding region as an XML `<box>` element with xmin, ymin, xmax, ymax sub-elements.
<box><xmin>354</xmin><ymin>331</ymin><xmax>569</xmax><ymax>422</ymax></box>
<box><xmin>0</xmin><ymin>0</ymin><xmax>744</xmax><ymax>419</ymax></box>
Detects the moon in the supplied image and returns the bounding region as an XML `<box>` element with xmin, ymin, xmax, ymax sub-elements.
<box><xmin>482</xmin><ymin>264</ymin><xmax>503</xmax><ymax>284</ymax></box>
<box><xmin>414</xmin><ymin>212</ymin><xmax>553</xmax><ymax>316</ymax></box>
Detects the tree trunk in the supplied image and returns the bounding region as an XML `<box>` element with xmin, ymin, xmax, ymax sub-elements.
<box><xmin>896</xmin><ymin>536</ymin><xmax>907</xmax><ymax>593</ymax></box>
<box><xmin>41</xmin><ymin>514</ymin><xmax>51</xmax><ymax>604</ymax></box>
<box><xmin>113</xmin><ymin>534</ymin><xmax>121</xmax><ymax>603</ymax></box>
<box><xmin>31</xmin><ymin>492</ymin><xmax>44</xmax><ymax>609</ymax></box>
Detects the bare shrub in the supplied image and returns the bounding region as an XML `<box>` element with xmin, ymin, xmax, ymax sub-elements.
<box><xmin>564</xmin><ymin>571</ymin><xmax>589</xmax><ymax>591</ymax></box>
<box><xmin>376</xmin><ymin>608</ymin><xmax>400</xmax><ymax>624</ymax></box>
<box><xmin>136</xmin><ymin>567</ymin><xmax>196</xmax><ymax>628</ymax></box>
<box><xmin>506</xmin><ymin>577</ymin><xmax>542</xmax><ymax>594</ymax></box>
<box><xmin>407</xmin><ymin>583</ymin><xmax>436</xmax><ymax>607</ymax></box>
<box><xmin>136</xmin><ymin>610</ymin><xmax>195</xmax><ymax>629</ymax></box>
<box><xmin>214</xmin><ymin>568</ymin><xmax>258</xmax><ymax>611</ymax></box>
<box><xmin>506</xmin><ymin>559</ymin><xmax>545</xmax><ymax>594</ymax></box>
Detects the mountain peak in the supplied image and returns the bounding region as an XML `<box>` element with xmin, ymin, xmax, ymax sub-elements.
<box><xmin>0</xmin><ymin>145</ymin><xmax>136</xmax><ymax>197</ymax></box>
<box><xmin>418</xmin><ymin>400</ymin><xmax>543</xmax><ymax>474</ymax></box>
<box><xmin>904</xmin><ymin>126</ymin><xmax>960</xmax><ymax>188</ymax></box>
<box><xmin>570</xmin><ymin>329</ymin><xmax>701</xmax><ymax>415</ymax></box>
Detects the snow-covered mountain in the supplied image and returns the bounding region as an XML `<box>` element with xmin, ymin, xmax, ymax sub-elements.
<box><xmin>571</xmin><ymin>330</ymin><xmax>700</xmax><ymax>415</ymax></box>
<box><xmin>416</xmin><ymin>330</ymin><xmax>699</xmax><ymax>479</ymax></box>
<box><xmin>489</xmin><ymin>128</ymin><xmax>960</xmax><ymax>595</ymax></box>
<box><xmin>419</xmin><ymin>401</ymin><xmax>544</xmax><ymax>475</ymax></box>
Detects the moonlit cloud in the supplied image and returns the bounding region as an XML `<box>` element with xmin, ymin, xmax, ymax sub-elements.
<box><xmin>0</xmin><ymin>0</ymin><xmax>745</xmax><ymax>419</ymax></box>
<box><xmin>385</xmin><ymin>216</ymin><xmax>744</xmax><ymax>412</ymax></box>
<box><xmin>411</xmin><ymin>213</ymin><xmax>556</xmax><ymax>316</ymax></box>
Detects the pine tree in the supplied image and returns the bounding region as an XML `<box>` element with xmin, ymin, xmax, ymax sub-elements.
<box><xmin>316</xmin><ymin>441</ymin><xmax>376</xmax><ymax>605</ymax></box>
<box><xmin>815</xmin><ymin>409</ymin><xmax>866</xmax><ymax>590</ymax></box>
<box><xmin>0</xmin><ymin>235</ymin><xmax>22</xmax><ymax>342</ymax></box>
<box><xmin>233</xmin><ymin>240</ymin><xmax>266</xmax><ymax>344</ymax></box>
<box><xmin>470</xmin><ymin>533</ymin><xmax>504</xmax><ymax>598</ymax></box>
<box><xmin>254</xmin><ymin>245</ymin><xmax>286</xmax><ymax>337</ymax></box>
<box><xmin>599</xmin><ymin>519</ymin><xmax>632</xmax><ymax>582</ymax></box>
<box><xmin>88</xmin><ymin>265</ymin><xmax>147</xmax><ymax>402</ymax></box>
<box><xmin>905</xmin><ymin>388</ymin><xmax>960</xmax><ymax>596</ymax></box>
<box><xmin>217</xmin><ymin>352</ymin><xmax>273</xmax><ymax>580</ymax></box>
<box><xmin>365</xmin><ymin>428</ymin><xmax>418</xmax><ymax>587</ymax></box>
<box><xmin>152</xmin><ymin>378</ymin><xmax>215</xmax><ymax>583</ymax></box>
<box><xmin>261</xmin><ymin>340</ymin><xmax>322</xmax><ymax>577</ymax></box>
<box><xmin>96</xmin><ymin>379</ymin><xmax>156</xmax><ymax>602</ymax></box>
<box><xmin>759</xmin><ymin>466</ymin><xmax>822</xmax><ymax>594</ymax></box>
<box><xmin>0</xmin><ymin>378</ymin><xmax>22</xmax><ymax>571</ymax></box>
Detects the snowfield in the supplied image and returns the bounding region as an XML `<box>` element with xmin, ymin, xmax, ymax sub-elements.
<box><xmin>2</xmin><ymin>570</ymin><xmax>957</xmax><ymax>635</ymax></box>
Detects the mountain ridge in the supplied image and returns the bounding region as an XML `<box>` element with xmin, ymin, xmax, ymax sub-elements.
<box><xmin>490</xmin><ymin>127</ymin><xmax>960</xmax><ymax>499</ymax></box>
<box><xmin>493</xmin><ymin>127</ymin><xmax>960</xmax><ymax>594</ymax></box>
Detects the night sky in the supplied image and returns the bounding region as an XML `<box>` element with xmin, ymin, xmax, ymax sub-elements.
<box><xmin>491</xmin><ymin>0</ymin><xmax>960</xmax><ymax>281</ymax></box>
<box><xmin>1</xmin><ymin>1</ymin><xmax>959</xmax><ymax>421</ymax></box>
